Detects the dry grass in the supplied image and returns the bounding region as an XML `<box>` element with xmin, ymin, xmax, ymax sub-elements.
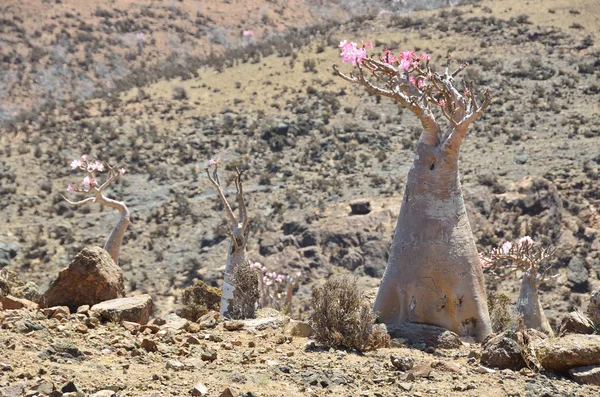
<box><xmin>179</xmin><ymin>279</ymin><xmax>222</xmax><ymax>321</ymax></box>
<box><xmin>311</xmin><ymin>276</ymin><xmax>390</xmax><ymax>352</ymax></box>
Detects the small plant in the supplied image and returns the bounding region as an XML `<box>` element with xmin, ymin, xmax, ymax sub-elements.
<box><xmin>487</xmin><ymin>292</ymin><xmax>518</xmax><ymax>333</ymax></box>
<box><xmin>481</xmin><ymin>237</ymin><xmax>557</xmax><ymax>335</ymax></box>
<box><xmin>63</xmin><ymin>155</ymin><xmax>129</xmax><ymax>265</ymax></box>
<box><xmin>180</xmin><ymin>279</ymin><xmax>221</xmax><ymax>322</ymax></box>
<box><xmin>311</xmin><ymin>276</ymin><xmax>390</xmax><ymax>352</ymax></box>
<box><xmin>250</xmin><ymin>262</ymin><xmax>301</xmax><ymax>312</ymax></box>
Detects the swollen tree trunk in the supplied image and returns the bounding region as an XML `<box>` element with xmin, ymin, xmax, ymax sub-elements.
<box><xmin>373</xmin><ymin>141</ymin><xmax>492</xmax><ymax>341</ymax></box>
<box><xmin>220</xmin><ymin>226</ymin><xmax>248</xmax><ymax>317</ymax></box>
<box><xmin>102</xmin><ymin>202</ymin><xmax>130</xmax><ymax>266</ymax></box>
<box><xmin>516</xmin><ymin>272</ymin><xmax>553</xmax><ymax>335</ymax></box>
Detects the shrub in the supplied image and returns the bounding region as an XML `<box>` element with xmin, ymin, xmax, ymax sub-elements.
<box><xmin>487</xmin><ymin>292</ymin><xmax>517</xmax><ymax>332</ymax></box>
<box><xmin>180</xmin><ymin>279</ymin><xmax>221</xmax><ymax>321</ymax></box>
<box><xmin>311</xmin><ymin>276</ymin><xmax>390</xmax><ymax>352</ymax></box>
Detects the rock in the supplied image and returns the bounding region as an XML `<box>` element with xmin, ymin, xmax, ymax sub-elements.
<box><xmin>198</xmin><ymin>312</ymin><xmax>217</xmax><ymax>329</ymax></box>
<box><xmin>588</xmin><ymin>287</ymin><xmax>600</xmax><ymax>326</ymax></box>
<box><xmin>161</xmin><ymin>313</ymin><xmax>189</xmax><ymax>331</ymax></box>
<box><xmin>76</xmin><ymin>305</ymin><xmax>90</xmax><ymax>314</ymax></box>
<box><xmin>481</xmin><ymin>331</ymin><xmax>527</xmax><ymax>370</ymax></box>
<box><xmin>90</xmin><ymin>391</ymin><xmax>116</xmax><ymax>397</ymax></box>
<box><xmin>141</xmin><ymin>338</ymin><xmax>158</xmax><ymax>353</ymax></box>
<box><xmin>42</xmin><ymin>247</ymin><xmax>124</xmax><ymax>312</ymax></box>
<box><xmin>387</xmin><ymin>322</ymin><xmax>462</xmax><ymax>349</ymax></box>
<box><xmin>0</xmin><ymin>383</ymin><xmax>26</xmax><ymax>397</ymax></box>
<box><xmin>391</xmin><ymin>356</ymin><xmax>414</xmax><ymax>371</ymax></box>
<box><xmin>431</xmin><ymin>360</ymin><xmax>464</xmax><ymax>374</ymax></box>
<box><xmin>242</xmin><ymin>316</ymin><xmax>284</xmax><ymax>331</ymax></box>
<box><xmin>398</xmin><ymin>382</ymin><xmax>412</xmax><ymax>392</ymax></box>
<box><xmin>406</xmin><ymin>363</ymin><xmax>431</xmax><ymax>380</ymax></box>
<box><xmin>475</xmin><ymin>365</ymin><xmax>496</xmax><ymax>374</ymax></box>
<box><xmin>567</xmin><ymin>256</ymin><xmax>589</xmax><ymax>292</ymax></box>
<box><xmin>191</xmin><ymin>383</ymin><xmax>208</xmax><ymax>396</ymax></box>
<box><xmin>289</xmin><ymin>320</ymin><xmax>313</xmax><ymax>337</ymax></box>
<box><xmin>223</xmin><ymin>320</ymin><xmax>244</xmax><ymax>331</ymax></box>
<box><xmin>166</xmin><ymin>360</ymin><xmax>184</xmax><ymax>371</ymax></box>
<box><xmin>35</xmin><ymin>381</ymin><xmax>55</xmax><ymax>394</ymax></box>
<box><xmin>42</xmin><ymin>306</ymin><xmax>70</xmax><ymax>319</ymax></box>
<box><xmin>350</xmin><ymin>200</ymin><xmax>371</xmax><ymax>215</ymax></box>
<box><xmin>91</xmin><ymin>295</ymin><xmax>152</xmax><ymax>324</ymax></box>
<box><xmin>0</xmin><ymin>295</ymin><xmax>38</xmax><ymax>310</ymax></box>
<box><xmin>201</xmin><ymin>349</ymin><xmax>217</xmax><ymax>362</ymax></box>
<box><xmin>219</xmin><ymin>387</ymin><xmax>238</xmax><ymax>397</ymax></box>
<box><xmin>569</xmin><ymin>365</ymin><xmax>600</xmax><ymax>385</ymax></box>
<box><xmin>533</xmin><ymin>334</ymin><xmax>600</xmax><ymax>372</ymax></box>
<box><xmin>559</xmin><ymin>311</ymin><xmax>595</xmax><ymax>336</ymax></box>
<box><xmin>61</xmin><ymin>382</ymin><xmax>78</xmax><ymax>393</ymax></box>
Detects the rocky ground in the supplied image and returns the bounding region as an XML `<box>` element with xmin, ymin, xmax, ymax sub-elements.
<box><xmin>1</xmin><ymin>0</ymin><xmax>600</xmax><ymax>394</ymax></box>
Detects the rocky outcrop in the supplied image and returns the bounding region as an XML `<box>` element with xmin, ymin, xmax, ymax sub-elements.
<box><xmin>559</xmin><ymin>311</ymin><xmax>595</xmax><ymax>336</ymax></box>
<box><xmin>42</xmin><ymin>247</ymin><xmax>124</xmax><ymax>312</ymax></box>
<box><xmin>387</xmin><ymin>322</ymin><xmax>462</xmax><ymax>350</ymax></box>
<box><xmin>534</xmin><ymin>334</ymin><xmax>600</xmax><ymax>372</ymax></box>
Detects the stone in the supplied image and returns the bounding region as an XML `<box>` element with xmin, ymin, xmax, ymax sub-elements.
<box><xmin>390</xmin><ymin>356</ymin><xmax>414</xmax><ymax>371</ymax></box>
<box><xmin>223</xmin><ymin>320</ymin><xmax>244</xmax><ymax>331</ymax></box>
<box><xmin>91</xmin><ymin>295</ymin><xmax>152</xmax><ymax>324</ymax></box>
<box><xmin>198</xmin><ymin>313</ymin><xmax>217</xmax><ymax>329</ymax></box>
<box><xmin>406</xmin><ymin>363</ymin><xmax>431</xmax><ymax>380</ymax></box>
<box><xmin>42</xmin><ymin>306</ymin><xmax>70</xmax><ymax>319</ymax></box>
<box><xmin>289</xmin><ymin>320</ymin><xmax>313</xmax><ymax>337</ymax></box>
<box><xmin>219</xmin><ymin>388</ymin><xmax>238</xmax><ymax>397</ymax></box>
<box><xmin>533</xmin><ymin>334</ymin><xmax>600</xmax><ymax>372</ymax></box>
<box><xmin>481</xmin><ymin>330</ymin><xmax>530</xmax><ymax>370</ymax></box>
<box><xmin>201</xmin><ymin>349</ymin><xmax>217</xmax><ymax>362</ymax></box>
<box><xmin>588</xmin><ymin>287</ymin><xmax>600</xmax><ymax>326</ymax></box>
<box><xmin>141</xmin><ymin>338</ymin><xmax>158</xmax><ymax>353</ymax></box>
<box><xmin>61</xmin><ymin>381</ymin><xmax>78</xmax><ymax>393</ymax></box>
<box><xmin>0</xmin><ymin>383</ymin><xmax>27</xmax><ymax>397</ymax></box>
<box><xmin>76</xmin><ymin>305</ymin><xmax>90</xmax><ymax>314</ymax></box>
<box><xmin>90</xmin><ymin>391</ymin><xmax>116</xmax><ymax>397</ymax></box>
<box><xmin>241</xmin><ymin>316</ymin><xmax>284</xmax><ymax>331</ymax></box>
<box><xmin>161</xmin><ymin>313</ymin><xmax>189</xmax><ymax>331</ymax></box>
<box><xmin>398</xmin><ymin>382</ymin><xmax>412</xmax><ymax>392</ymax></box>
<box><xmin>42</xmin><ymin>247</ymin><xmax>124</xmax><ymax>312</ymax></box>
<box><xmin>475</xmin><ymin>365</ymin><xmax>496</xmax><ymax>374</ymax></box>
<box><xmin>0</xmin><ymin>295</ymin><xmax>38</xmax><ymax>310</ymax></box>
<box><xmin>350</xmin><ymin>200</ymin><xmax>371</xmax><ymax>215</ymax></box>
<box><xmin>431</xmin><ymin>360</ymin><xmax>464</xmax><ymax>374</ymax></box>
<box><xmin>35</xmin><ymin>381</ymin><xmax>55</xmax><ymax>394</ymax></box>
<box><xmin>559</xmin><ymin>311</ymin><xmax>595</xmax><ymax>336</ymax></box>
<box><xmin>387</xmin><ymin>322</ymin><xmax>461</xmax><ymax>349</ymax></box>
<box><xmin>166</xmin><ymin>360</ymin><xmax>184</xmax><ymax>371</ymax></box>
<box><xmin>191</xmin><ymin>383</ymin><xmax>208</xmax><ymax>396</ymax></box>
<box><xmin>569</xmin><ymin>365</ymin><xmax>600</xmax><ymax>386</ymax></box>
<box><xmin>567</xmin><ymin>256</ymin><xmax>589</xmax><ymax>292</ymax></box>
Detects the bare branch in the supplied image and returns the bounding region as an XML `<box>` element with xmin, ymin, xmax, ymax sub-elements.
<box><xmin>62</xmin><ymin>195</ymin><xmax>96</xmax><ymax>206</ymax></box>
<box><xmin>205</xmin><ymin>166</ymin><xmax>237</xmax><ymax>226</ymax></box>
<box><xmin>235</xmin><ymin>167</ymin><xmax>249</xmax><ymax>234</ymax></box>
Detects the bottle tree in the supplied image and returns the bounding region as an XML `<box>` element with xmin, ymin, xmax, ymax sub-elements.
<box><xmin>333</xmin><ymin>41</ymin><xmax>493</xmax><ymax>341</ymax></box>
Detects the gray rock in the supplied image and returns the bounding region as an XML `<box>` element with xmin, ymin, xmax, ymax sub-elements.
<box><xmin>161</xmin><ymin>313</ymin><xmax>189</xmax><ymax>331</ymax></box>
<box><xmin>391</xmin><ymin>356</ymin><xmax>414</xmax><ymax>371</ymax></box>
<box><xmin>166</xmin><ymin>360</ymin><xmax>184</xmax><ymax>371</ymax></box>
<box><xmin>481</xmin><ymin>331</ymin><xmax>526</xmax><ymax>370</ymax></box>
<box><xmin>559</xmin><ymin>311</ymin><xmax>595</xmax><ymax>336</ymax></box>
<box><xmin>42</xmin><ymin>246</ymin><xmax>124</xmax><ymax>312</ymax></box>
<box><xmin>533</xmin><ymin>334</ymin><xmax>600</xmax><ymax>372</ymax></box>
<box><xmin>290</xmin><ymin>320</ymin><xmax>313</xmax><ymax>337</ymax></box>
<box><xmin>91</xmin><ymin>294</ymin><xmax>152</xmax><ymax>325</ymax></box>
<box><xmin>0</xmin><ymin>383</ymin><xmax>27</xmax><ymax>397</ymax></box>
<box><xmin>223</xmin><ymin>320</ymin><xmax>244</xmax><ymax>331</ymax></box>
<box><xmin>567</xmin><ymin>256</ymin><xmax>589</xmax><ymax>292</ymax></box>
<box><xmin>191</xmin><ymin>383</ymin><xmax>208</xmax><ymax>396</ymax></box>
<box><xmin>569</xmin><ymin>365</ymin><xmax>600</xmax><ymax>385</ymax></box>
<box><xmin>61</xmin><ymin>382</ymin><xmax>77</xmax><ymax>393</ymax></box>
<box><xmin>90</xmin><ymin>391</ymin><xmax>116</xmax><ymax>397</ymax></box>
<box><xmin>350</xmin><ymin>200</ymin><xmax>371</xmax><ymax>215</ymax></box>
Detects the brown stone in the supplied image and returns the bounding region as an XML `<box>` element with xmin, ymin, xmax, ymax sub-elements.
<box><xmin>42</xmin><ymin>247</ymin><xmax>124</xmax><ymax>312</ymax></box>
<box><xmin>0</xmin><ymin>295</ymin><xmax>38</xmax><ymax>310</ymax></box>
<box><xmin>91</xmin><ymin>295</ymin><xmax>152</xmax><ymax>325</ymax></box>
<box><xmin>289</xmin><ymin>320</ymin><xmax>313</xmax><ymax>337</ymax></box>
<box><xmin>387</xmin><ymin>322</ymin><xmax>462</xmax><ymax>349</ymax></box>
<box><xmin>559</xmin><ymin>311</ymin><xmax>595</xmax><ymax>336</ymax></box>
<box><xmin>534</xmin><ymin>334</ymin><xmax>600</xmax><ymax>372</ymax></box>
<box><xmin>569</xmin><ymin>365</ymin><xmax>600</xmax><ymax>385</ymax></box>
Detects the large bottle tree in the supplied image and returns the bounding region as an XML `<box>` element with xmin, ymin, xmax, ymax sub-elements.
<box><xmin>334</xmin><ymin>42</ymin><xmax>493</xmax><ymax>341</ymax></box>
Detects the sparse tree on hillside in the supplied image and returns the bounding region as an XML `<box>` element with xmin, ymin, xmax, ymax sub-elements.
<box><xmin>481</xmin><ymin>237</ymin><xmax>557</xmax><ymax>335</ymax></box>
<box><xmin>333</xmin><ymin>41</ymin><xmax>493</xmax><ymax>340</ymax></box>
<box><xmin>205</xmin><ymin>159</ymin><xmax>252</xmax><ymax>317</ymax></box>
<box><xmin>63</xmin><ymin>155</ymin><xmax>129</xmax><ymax>265</ymax></box>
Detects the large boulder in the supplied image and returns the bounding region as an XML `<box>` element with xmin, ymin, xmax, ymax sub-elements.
<box><xmin>559</xmin><ymin>311</ymin><xmax>595</xmax><ymax>336</ymax></box>
<box><xmin>533</xmin><ymin>334</ymin><xmax>600</xmax><ymax>372</ymax></box>
<box><xmin>42</xmin><ymin>247</ymin><xmax>124</xmax><ymax>312</ymax></box>
<box><xmin>91</xmin><ymin>295</ymin><xmax>152</xmax><ymax>324</ymax></box>
<box><xmin>387</xmin><ymin>322</ymin><xmax>462</xmax><ymax>349</ymax></box>
<box><xmin>481</xmin><ymin>329</ymin><xmax>547</xmax><ymax>370</ymax></box>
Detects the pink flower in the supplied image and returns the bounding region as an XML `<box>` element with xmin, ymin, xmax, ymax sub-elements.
<box><xmin>250</xmin><ymin>262</ymin><xmax>262</xmax><ymax>269</ymax></box>
<box><xmin>400</xmin><ymin>50</ymin><xmax>416</xmax><ymax>60</ymax></box>
<box><xmin>119</xmin><ymin>168</ymin><xmax>127</xmax><ymax>175</ymax></box>
<box><xmin>340</xmin><ymin>41</ymin><xmax>367</xmax><ymax>65</ymax></box>
<box><xmin>71</xmin><ymin>159</ymin><xmax>83</xmax><ymax>170</ymax></box>
<box><xmin>95</xmin><ymin>161</ymin><xmax>104</xmax><ymax>172</ymax></box>
<box><xmin>438</xmin><ymin>100</ymin><xmax>446</xmax><ymax>107</ymax></box>
<box><xmin>242</xmin><ymin>30</ymin><xmax>253</xmax><ymax>37</ymax></box>
<box><xmin>409</xmin><ymin>76</ymin><xmax>416</xmax><ymax>85</ymax></box>
<box><xmin>360</xmin><ymin>40</ymin><xmax>373</xmax><ymax>48</ymax></box>
<box><xmin>479</xmin><ymin>253</ymin><xmax>491</xmax><ymax>268</ymax></box>
<box><xmin>136</xmin><ymin>33</ymin><xmax>146</xmax><ymax>41</ymax></box>
<box><xmin>517</xmin><ymin>236</ymin><xmax>533</xmax><ymax>246</ymax></box>
<box><xmin>81</xmin><ymin>155</ymin><xmax>88</xmax><ymax>162</ymax></box>
<box><xmin>500</xmin><ymin>241</ymin><xmax>512</xmax><ymax>254</ymax></box>
<box><xmin>399</xmin><ymin>58</ymin><xmax>411</xmax><ymax>71</ymax></box>
<box><xmin>208</xmin><ymin>157</ymin><xmax>220</xmax><ymax>166</ymax></box>
<box><xmin>66</xmin><ymin>185</ymin><xmax>75</xmax><ymax>191</ymax></box>
<box><xmin>420</xmin><ymin>53</ymin><xmax>431</xmax><ymax>61</ymax></box>
<box><xmin>82</xmin><ymin>176</ymin><xmax>97</xmax><ymax>186</ymax></box>
<box><xmin>417</xmin><ymin>79</ymin><xmax>425</xmax><ymax>88</ymax></box>
<box><xmin>464</xmin><ymin>87</ymin><xmax>470</xmax><ymax>95</ymax></box>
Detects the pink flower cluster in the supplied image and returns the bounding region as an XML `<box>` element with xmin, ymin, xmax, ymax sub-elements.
<box><xmin>242</xmin><ymin>30</ymin><xmax>254</xmax><ymax>37</ymax></box>
<box><xmin>66</xmin><ymin>155</ymin><xmax>126</xmax><ymax>192</ymax></box>
<box><xmin>250</xmin><ymin>262</ymin><xmax>300</xmax><ymax>286</ymax></box>
<box><xmin>208</xmin><ymin>157</ymin><xmax>220</xmax><ymax>166</ymax></box>
<box><xmin>480</xmin><ymin>235</ymin><xmax>535</xmax><ymax>267</ymax></box>
<box><xmin>249</xmin><ymin>262</ymin><xmax>301</xmax><ymax>309</ymax></box>
<box><xmin>339</xmin><ymin>41</ymin><xmax>367</xmax><ymax>66</ymax></box>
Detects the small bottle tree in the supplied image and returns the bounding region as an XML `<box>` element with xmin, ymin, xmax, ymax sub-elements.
<box><xmin>63</xmin><ymin>155</ymin><xmax>129</xmax><ymax>265</ymax></box>
<box><xmin>481</xmin><ymin>237</ymin><xmax>557</xmax><ymax>335</ymax></box>
<box><xmin>205</xmin><ymin>158</ymin><xmax>252</xmax><ymax>317</ymax></box>
<box><xmin>333</xmin><ymin>41</ymin><xmax>493</xmax><ymax>340</ymax></box>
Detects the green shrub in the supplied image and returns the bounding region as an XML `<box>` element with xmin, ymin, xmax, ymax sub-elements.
<box><xmin>180</xmin><ymin>279</ymin><xmax>221</xmax><ymax>321</ymax></box>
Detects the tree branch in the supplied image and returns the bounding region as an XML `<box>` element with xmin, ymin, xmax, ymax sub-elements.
<box><xmin>206</xmin><ymin>166</ymin><xmax>237</xmax><ymax>226</ymax></box>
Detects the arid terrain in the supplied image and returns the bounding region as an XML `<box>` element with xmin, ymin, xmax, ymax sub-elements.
<box><xmin>1</xmin><ymin>0</ymin><xmax>600</xmax><ymax>395</ymax></box>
